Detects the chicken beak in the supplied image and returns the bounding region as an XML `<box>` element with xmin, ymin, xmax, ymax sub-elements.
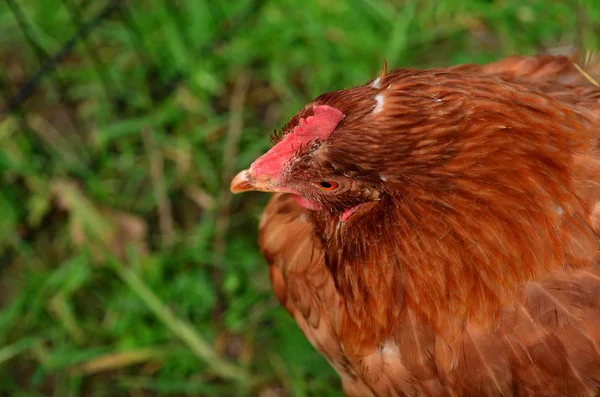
<box><xmin>230</xmin><ymin>169</ymin><xmax>275</xmax><ymax>194</ymax></box>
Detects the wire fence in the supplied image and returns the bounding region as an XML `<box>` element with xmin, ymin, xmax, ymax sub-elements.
<box><xmin>0</xmin><ymin>0</ymin><xmax>265</xmax><ymax>133</ymax></box>
<box><xmin>0</xmin><ymin>0</ymin><xmax>183</xmax><ymax>122</ymax></box>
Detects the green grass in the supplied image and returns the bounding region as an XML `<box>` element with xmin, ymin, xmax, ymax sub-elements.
<box><xmin>1</xmin><ymin>0</ymin><xmax>600</xmax><ymax>396</ymax></box>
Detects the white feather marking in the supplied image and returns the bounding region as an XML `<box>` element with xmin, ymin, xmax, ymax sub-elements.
<box><xmin>379</xmin><ymin>173</ymin><xmax>387</xmax><ymax>181</ymax></box>
<box><xmin>373</xmin><ymin>94</ymin><xmax>385</xmax><ymax>113</ymax></box>
<box><xmin>556</xmin><ymin>205</ymin><xmax>564</xmax><ymax>215</ymax></box>
<box><xmin>371</xmin><ymin>77</ymin><xmax>381</xmax><ymax>89</ymax></box>
<box><xmin>379</xmin><ymin>341</ymin><xmax>400</xmax><ymax>362</ymax></box>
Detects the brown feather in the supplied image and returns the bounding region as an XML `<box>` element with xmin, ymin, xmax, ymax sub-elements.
<box><xmin>250</xmin><ymin>54</ymin><xmax>600</xmax><ymax>396</ymax></box>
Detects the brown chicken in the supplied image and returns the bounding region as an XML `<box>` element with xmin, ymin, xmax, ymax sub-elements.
<box><xmin>231</xmin><ymin>53</ymin><xmax>600</xmax><ymax>396</ymax></box>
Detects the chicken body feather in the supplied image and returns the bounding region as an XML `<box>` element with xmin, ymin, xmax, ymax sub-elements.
<box><xmin>238</xmin><ymin>55</ymin><xmax>600</xmax><ymax>396</ymax></box>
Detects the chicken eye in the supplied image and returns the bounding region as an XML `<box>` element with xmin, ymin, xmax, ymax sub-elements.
<box><xmin>316</xmin><ymin>181</ymin><xmax>338</xmax><ymax>191</ymax></box>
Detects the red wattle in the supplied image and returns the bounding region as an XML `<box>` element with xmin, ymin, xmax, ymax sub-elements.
<box><xmin>292</xmin><ymin>195</ymin><xmax>321</xmax><ymax>211</ymax></box>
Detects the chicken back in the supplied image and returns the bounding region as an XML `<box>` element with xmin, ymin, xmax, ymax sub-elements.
<box><xmin>231</xmin><ymin>54</ymin><xmax>600</xmax><ymax>396</ymax></box>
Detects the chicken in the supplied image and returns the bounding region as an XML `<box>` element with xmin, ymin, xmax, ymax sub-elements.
<box><xmin>230</xmin><ymin>54</ymin><xmax>600</xmax><ymax>396</ymax></box>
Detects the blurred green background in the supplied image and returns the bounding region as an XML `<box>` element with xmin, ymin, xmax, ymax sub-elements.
<box><xmin>1</xmin><ymin>0</ymin><xmax>599</xmax><ymax>396</ymax></box>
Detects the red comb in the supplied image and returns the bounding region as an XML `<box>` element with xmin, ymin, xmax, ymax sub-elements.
<box><xmin>250</xmin><ymin>105</ymin><xmax>344</xmax><ymax>178</ymax></box>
